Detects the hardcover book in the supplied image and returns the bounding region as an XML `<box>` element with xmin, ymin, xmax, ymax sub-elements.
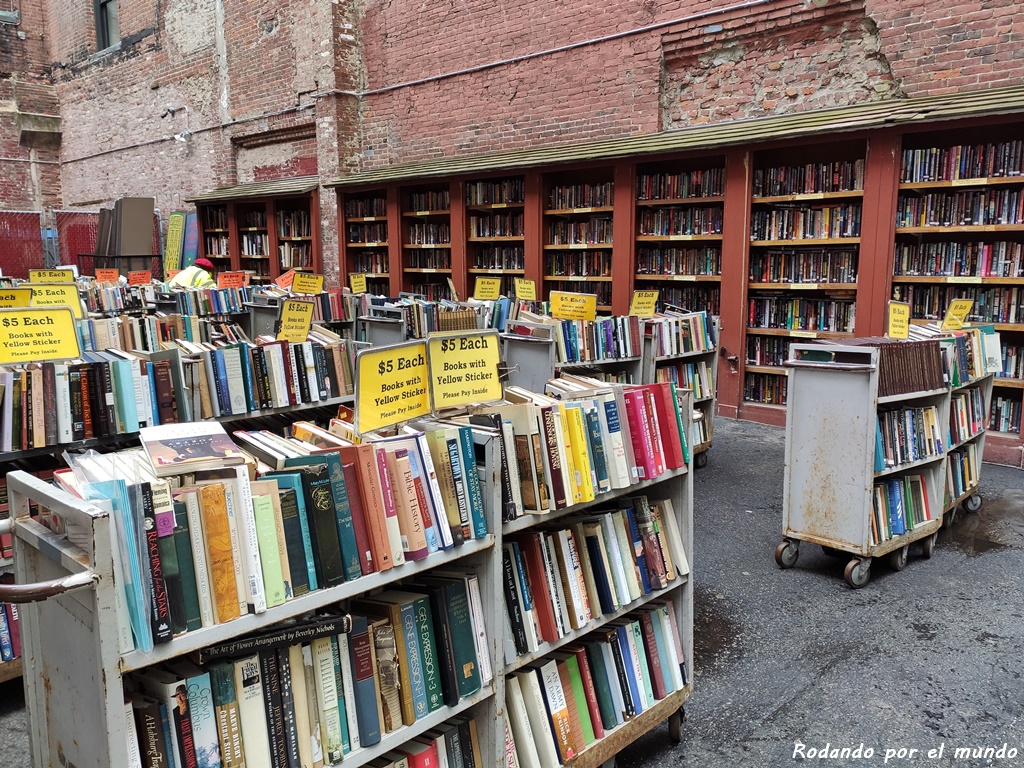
<box><xmin>140</xmin><ymin>422</ymin><xmax>245</xmax><ymax>477</ymax></box>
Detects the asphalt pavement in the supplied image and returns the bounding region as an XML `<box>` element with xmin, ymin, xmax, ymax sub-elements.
<box><xmin>0</xmin><ymin>416</ymin><xmax>1022</xmax><ymax>767</ymax></box>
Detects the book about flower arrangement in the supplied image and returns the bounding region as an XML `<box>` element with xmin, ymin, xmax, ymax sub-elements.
<box><xmin>140</xmin><ymin>421</ymin><xmax>247</xmax><ymax>476</ymax></box>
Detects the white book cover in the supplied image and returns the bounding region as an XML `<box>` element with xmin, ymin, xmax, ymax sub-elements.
<box><xmin>200</xmin><ymin>349</ymin><xmax>221</xmax><ymax>417</ymax></box>
<box><xmin>612</xmin><ymin>510</ymin><xmax>642</xmax><ymax>601</ymax></box>
<box><xmin>220</xmin><ymin>346</ymin><xmax>248</xmax><ymax>415</ymax></box>
<box><xmin>233</xmin><ymin>655</ymin><xmax>273</xmax><ymax>768</ymax></box>
<box><xmin>655</xmin><ymin>498</ymin><xmax>690</xmax><ymax>577</ymax></box>
<box><xmin>301</xmin><ymin>341</ymin><xmax>320</xmax><ymax>402</ymax></box>
<box><xmin>505</xmin><ymin>675</ymin><xmax>541</xmax><ymax>768</ymax></box>
<box><xmin>261</xmin><ymin>343</ymin><xmax>285</xmax><ymax>408</ymax></box>
<box><xmin>599</xmin><ymin>513</ymin><xmax>632</xmax><ymax>611</ymax></box>
<box><xmin>176</xmin><ymin>487</ymin><xmax>215</xmax><ymax>627</ymax></box>
<box><xmin>514</xmin><ymin>670</ymin><xmax>561</xmax><ymax>768</ymax></box>
<box><xmin>337</xmin><ymin>632</ymin><xmax>361</xmax><ymax>753</ymax></box>
<box><xmin>657</xmin><ymin>605</ymin><xmax>685</xmax><ymax>692</ymax></box>
<box><xmin>464</xmin><ymin>573</ymin><xmax>493</xmax><ymax>685</ymax></box>
<box><xmin>311</xmin><ymin>637</ymin><xmax>344</xmax><ymax>764</ymax></box>
<box><xmin>300</xmin><ymin>643</ymin><xmax>325</xmax><ymax>766</ymax></box>
<box><xmin>599</xmin><ymin>641</ymin><xmax>626</xmax><ymax>726</ymax></box>
<box><xmin>504</xmin><ymin>717</ymin><xmax>521</xmax><ymax>768</ymax></box>
<box><xmin>556</xmin><ymin>529</ymin><xmax>589</xmax><ymax>628</ymax></box>
<box><xmin>501</xmin><ymin>420</ymin><xmax>525</xmax><ymax>513</ymax></box>
<box><xmin>53</xmin><ymin>364</ymin><xmax>73</xmax><ymax>443</ymax></box>
<box><xmin>124</xmin><ymin>700</ymin><xmax>143</xmax><ymax>768</ymax></box>
<box><xmin>288</xmin><ymin>343</ymin><xmax>303</xmax><ymax>404</ymax></box>
<box><xmin>218</xmin><ymin>464</ymin><xmax>267</xmax><ymax>615</ymax></box>
<box><xmin>288</xmin><ymin>644</ymin><xmax>315</xmax><ymax>768</ymax></box>
<box><xmin>0</xmin><ymin>370</ymin><xmax>13</xmax><ymax>453</ymax></box>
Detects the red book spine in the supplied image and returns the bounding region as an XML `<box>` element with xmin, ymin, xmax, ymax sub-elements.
<box><xmin>641</xmin><ymin>388</ymin><xmax>667</xmax><ymax>477</ymax></box>
<box><xmin>342</xmin><ymin>462</ymin><xmax>375</xmax><ymax>575</ymax></box>
<box><xmin>6</xmin><ymin>604</ymin><xmax>20</xmax><ymax>659</ymax></box>
<box><xmin>622</xmin><ymin>391</ymin><xmax>656</xmax><ymax>481</ymax></box>
<box><xmin>639</xmin><ymin>611</ymin><xmax>668</xmax><ymax>700</ymax></box>
<box><xmin>648</xmin><ymin>382</ymin><xmax>685</xmax><ymax>470</ymax></box>
<box><xmin>518</xmin><ymin>534</ymin><xmax>560</xmax><ymax>643</ymax></box>
<box><xmin>569</xmin><ymin>645</ymin><xmax>605</xmax><ymax>739</ymax></box>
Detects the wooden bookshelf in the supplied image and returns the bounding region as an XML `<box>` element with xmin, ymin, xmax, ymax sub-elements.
<box><xmin>401</xmin><ymin>182</ymin><xmax>455</xmax><ymax>300</ymax></box>
<box><xmin>465</xmin><ymin>175</ymin><xmax>526</xmax><ymax>296</ymax></box>
<box><xmin>892</xmin><ymin>125</ymin><xmax>1024</xmax><ymax>443</ymax></box>
<box><xmin>340</xmin><ymin>188</ymin><xmax>392</xmax><ymax>296</ymax></box>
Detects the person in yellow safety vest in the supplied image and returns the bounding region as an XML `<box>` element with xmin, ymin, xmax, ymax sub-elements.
<box><xmin>168</xmin><ymin>257</ymin><xmax>216</xmax><ymax>288</ymax></box>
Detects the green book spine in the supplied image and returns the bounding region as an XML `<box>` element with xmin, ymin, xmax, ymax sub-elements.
<box><xmin>583</xmin><ymin>641</ymin><xmax>618</xmax><ymax>729</ymax></box>
<box><xmin>284</xmin><ymin>454</ymin><xmax>362</xmax><ymax>582</ymax></box>
<box><xmin>669</xmin><ymin>382</ymin><xmax>690</xmax><ymax>463</ymax></box>
<box><xmin>458</xmin><ymin>427</ymin><xmax>488</xmax><ymax>538</ymax></box>
<box><xmin>209</xmin><ymin>662</ymin><xmax>246</xmax><ymax>768</ymax></box>
<box><xmin>171</xmin><ymin>501</ymin><xmax>203</xmax><ymax>633</ymax></box>
<box><xmin>565</xmin><ymin>654</ymin><xmax>596</xmax><ymax>745</ymax></box>
<box><xmin>330</xmin><ymin>636</ymin><xmax>351</xmax><ymax>753</ymax></box>
<box><xmin>252</xmin><ymin>494</ymin><xmax>287</xmax><ymax>608</ymax></box>
<box><xmin>444</xmin><ymin>580</ymin><xmax>482</xmax><ymax>698</ymax></box>
<box><xmin>411</xmin><ymin>594</ymin><xmax>443</xmax><ymax>713</ymax></box>
<box><xmin>631</xmin><ymin>620</ymin><xmax>656</xmax><ymax>708</ymax></box>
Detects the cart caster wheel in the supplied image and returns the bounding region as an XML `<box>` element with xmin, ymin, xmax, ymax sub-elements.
<box><xmin>844</xmin><ymin>558</ymin><xmax>871</xmax><ymax>589</ymax></box>
<box><xmin>775</xmin><ymin>539</ymin><xmax>799</xmax><ymax>569</ymax></box>
<box><xmin>821</xmin><ymin>546</ymin><xmax>846</xmax><ymax>559</ymax></box>
<box><xmin>694</xmin><ymin>451</ymin><xmax>709</xmax><ymax>469</ymax></box>
<box><xmin>964</xmin><ymin>493</ymin><xmax>983</xmax><ymax>513</ymax></box>
<box><xmin>921</xmin><ymin>531</ymin><xmax>938</xmax><ymax>559</ymax></box>
<box><xmin>888</xmin><ymin>545</ymin><xmax>909</xmax><ymax>571</ymax></box>
<box><xmin>668</xmin><ymin>707</ymin><xmax>684</xmax><ymax>744</ymax></box>
<box><xmin>599</xmin><ymin>758</ymin><xmax>618</xmax><ymax>768</ymax></box>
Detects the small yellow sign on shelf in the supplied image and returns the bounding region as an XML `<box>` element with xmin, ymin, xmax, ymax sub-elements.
<box><xmin>887</xmin><ymin>300</ymin><xmax>910</xmax><ymax>339</ymax></box>
<box><xmin>427</xmin><ymin>330</ymin><xmax>503</xmax><ymax>410</ymax></box>
<box><xmin>356</xmin><ymin>341</ymin><xmax>431</xmax><ymax>433</ymax></box>
<box><xmin>550</xmin><ymin>290</ymin><xmax>598</xmax><ymax>321</ymax></box>
<box><xmin>292</xmin><ymin>272</ymin><xmax>325</xmax><ymax>295</ymax></box>
<box><xmin>29</xmin><ymin>284</ymin><xmax>83</xmax><ymax>319</ymax></box>
<box><xmin>0</xmin><ymin>307</ymin><xmax>81</xmax><ymax>364</ymax></box>
<box><xmin>28</xmin><ymin>268</ymin><xmax>75</xmax><ymax>284</ymax></box>
<box><xmin>277</xmin><ymin>298</ymin><xmax>315</xmax><ymax>342</ymax></box>
<box><xmin>629</xmin><ymin>290</ymin><xmax>659</xmax><ymax>317</ymax></box>
<box><xmin>473</xmin><ymin>277</ymin><xmax>502</xmax><ymax>301</ymax></box>
<box><xmin>942</xmin><ymin>298</ymin><xmax>974</xmax><ymax>331</ymax></box>
<box><xmin>349</xmin><ymin>273</ymin><xmax>368</xmax><ymax>294</ymax></box>
<box><xmin>514</xmin><ymin>277</ymin><xmax>536</xmax><ymax>301</ymax></box>
<box><xmin>0</xmin><ymin>288</ymin><xmax>32</xmax><ymax>308</ymax></box>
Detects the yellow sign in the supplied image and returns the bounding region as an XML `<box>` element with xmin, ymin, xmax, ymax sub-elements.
<box><xmin>276</xmin><ymin>298</ymin><xmax>315</xmax><ymax>342</ymax></box>
<box><xmin>629</xmin><ymin>290</ymin><xmax>659</xmax><ymax>317</ymax></box>
<box><xmin>95</xmin><ymin>268</ymin><xmax>120</xmax><ymax>283</ymax></box>
<box><xmin>355</xmin><ymin>341</ymin><xmax>431</xmax><ymax>433</ymax></box>
<box><xmin>887</xmin><ymin>300</ymin><xmax>910</xmax><ymax>339</ymax></box>
<box><xmin>0</xmin><ymin>307</ymin><xmax>81</xmax><ymax>364</ymax></box>
<box><xmin>292</xmin><ymin>272</ymin><xmax>325</xmax><ymax>295</ymax></box>
<box><xmin>427</xmin><ymin>330</ymin><xmax>503</xmax><ymax>410</ymax></box>
<box><xmin>350</xmin><ymin>273</ymin><xmax>368</xmax><ymax>294</ymax></box>
<box><xmin>514</xmin><ymin>278</ymin><xmax>536</xmax><ymax>301</ymax></box>
<box><xmin>473</xmin><ymin>277</ymin><xmax>502</xmax><ymax>301</ymax></box>
<box><xmin>942</xmin><ymin>298</ymin><xmax>974</xmax><ymax>331</ymax></box>
<box><xmin>29</xmin><ymin>284</ymin><xmax>83</xmax><ymax>319</ymax></box>
<box><xmin>0</xmin><ymin>288</ymin><xmax>32</xmax><ymax>308</ymax></box>
<box><xmin>447</xmin><ymin>277</ymin><xmax>459</xmax><ymax>301</ymax></box>
<box><xmin>164</xmin><ymin>212</ymin><xmax>186</xmax><ymax>272</ymax></box>
<box><xmin>28</xmin><ymin>268</ymin><xmax>75</xmax><ymax>284</ymax></box>
<box><xmin>550</xmin><ymin>290</ymin><xmax>598</xmax><ymax>321</ymax></box>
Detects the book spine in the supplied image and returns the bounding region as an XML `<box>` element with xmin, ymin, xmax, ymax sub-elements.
<box><xmin>140</xmin><ymin>484</ymin><xmax>173</xmax><ymax>644</ymax></box>
<box><xmin>276</xmin><ymin>647</ymin><xmax>302</xmax><ymax>768</ymax></box>
<box><xmin>459</xmin><ymin>427</ymin><xmax>488</xmax><ymax>537</ymax></box>
<box><xmin>445</xmin><ymin>437</ymin><xmax>472</xmax><ymax>539</ymax></box>
<box><xmin>260</xmin><ymin>649</ymin><xmax>289</xmax><ymax>767</ymax></box>
<box><xmin>347</xmin><ymin>615</ymin><xmax>383</xmax><ymax>746</ymax></box>
<box><xmin>209</xmin><ymin>662</ymin><xmax>245</xmax><ymax>768</ymax></box>
<box><xmin>342</xmin><ymin>462</ymin><xmax>374</xmax><ymax>576</ymax></box>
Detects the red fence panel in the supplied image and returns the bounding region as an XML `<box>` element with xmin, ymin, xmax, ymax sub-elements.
<box><xmin>54</xmin><ymin>209</ymin><xmax>99</xmax><ymax>275</ymax></box>
<box><xmin>0</xmin><ymin>211</ymin><xmax>45</xmax><ymax>279</ymax></box>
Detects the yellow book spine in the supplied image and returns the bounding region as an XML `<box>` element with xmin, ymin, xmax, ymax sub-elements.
<box><xmin>564</xmin><ymin>406</ymin><xmax>595</xmax><ymax>503</ymax></box>
<box><xmin>556</xmin><ymin>404</ymin><xmax>582</xmax><ymax>505</ymax></box>
<box><xmin>200</xmin><ymin>483</ymin><xmax>241</xmax><ymax>624</ymax></box>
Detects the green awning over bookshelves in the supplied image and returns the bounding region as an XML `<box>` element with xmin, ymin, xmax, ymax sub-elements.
<box><xmin>186</xmin><ymin>176</ymin><xmax>320</xmax><ymax>203</ymax></box>
<box><xmin>326</xmin><ymin>84</ymin><xmax>1024</xmax><ymax>188</ymax></box>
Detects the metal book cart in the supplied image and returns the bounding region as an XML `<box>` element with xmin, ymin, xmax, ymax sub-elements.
<box><xmin>776</xmin><ymin>342</ymin><xmax>993</xmax><ymax>589</ymax></box>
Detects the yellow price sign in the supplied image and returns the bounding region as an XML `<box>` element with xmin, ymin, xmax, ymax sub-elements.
<box><xmin>28</xmin><ymin>268</ymin><xmax>75</xmax><ymax>283</ymax></box>
<box><xmin>29</xmin><ymin>284</ymin><xmax>83</xmax><ymax>319</ymax></box>
<box><xmin>629</xmin><ymin>290</ymin><xmax>659</xmax><ymax>317</ymax></box>
<box><xmin>0</xmin><ymin>288</ymin><xmax>32</xmax><ymax>308</ymax></box>
<box><xmin>473</xmin><ymin>277</ymin><xmax>502</xmax><ymax>301</ymax></box>
<box><xmin>427</xmin><ymin>330</ymin><xmax>503</xmax><ymax>410</ymax></box>
<box><xmin>447</xmin><ymin>277</ymin><xmax>460</xmax><ymax>302</ymax></box>
<box><xmin>355</xmin><ymin>341</ymin><xmax>431</xmax><ymax>433</ymax></box>
<box><xmin>292</xmin><ymin>272</ymin><xmax>325</xmax><ymax>295</ymax></box>
<box><xmin>550</xmin><ymin>290</ymin><xmax>598</xmax><ymax>321</ymax></box>
<box><xmin>0</xmin><ymin>307</ymin><xmax>81</xmax><ymax>364</ymax></box>
<box><xmin>276</xmin><ymin>298</ymin><xmax>315</xmax><ymax>342</ymax></box>
<box><xmin>514</xmin><ymin>278</ymin><xmax>536</xmax><ymax>301</ymax></box>
<box><xmin>887</xmin><ymin>300</ymin><xmax>910</xmax><ymax>339</ymax></box>
<box><xmin>942</xmin><ymin>298</ymin><xmax>974</xmax><ymax>331</ymax></box>
<box><xmin>350</xmin><ymin>273</ymin><xmax>368</xmax><ymax>293</ymax></box>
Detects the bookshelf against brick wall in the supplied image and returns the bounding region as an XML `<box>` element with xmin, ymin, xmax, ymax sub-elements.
<box><xmin>743</xmin><ymin>143</ymin><xmax>866</xmax><ymax>408</ymax></box>
<box><xmin>891</xmin><ymin>124</ymin><xmax>1024</xmax><ymax>440</ymax></box>
<box><xmin>342</xmin><ymin>188</ymin><xmax>391</xmax><ymax>295</ymax></box>
<box><xmin>402</xmin><ymin>182</ymin><xmax>454</xmax><ymax>301</ymax></box>
<box><xmin>543</xmin><ymin>168</ymin><xmax>615</xmax><ymax>311</ymax></box>
<box><xmin>633</xmin><ymin>156</ymin><xmax>725</xmax><ymax>316</ymax></box>
<box><xmin>466</xmin><ymin>175</ymin><xmax>526</xmax><ymax>298</ymax></box>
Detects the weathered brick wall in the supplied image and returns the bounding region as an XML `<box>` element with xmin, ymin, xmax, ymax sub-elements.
<box><xmin>353</xmin><ymin>0</ymin><xmax>1024</xmax><ymax>168</ymax></box>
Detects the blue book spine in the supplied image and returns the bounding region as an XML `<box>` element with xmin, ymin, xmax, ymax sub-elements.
<box><xmin>622</xmin><ymin>507</ymin><xmax>652</xmax><ymax>595</ymax></box>
<box><xmin>159</xmin><ymin>701</ymin><xmax>179</xmax><ymax>768</ymax></box>
<box><xmin>399</xmin><ymin>600</ymin><xmax>429</xmax><ymax>720</ymax></box>
<box><xmin>647</xmin><ymin>609</ymin><xmax>676</xmax><ymax>694</ymax></box>
<box><xmin>887</xmin><ymin>480</ymin><xmax>907</xmax><ymax>536</ymax></box>
<box><xmin>346</xmin><ymin>615</ymin><xmax>382</xmax><ymax>746</ymax></box>
<box><xmin>212</xmin><ymin>349</ymin><xmax>232</xmax><ymax>414</ymax></box>
<box><xmin>276</xmin><ymin>475</ymin><xmax>319</xmax><ymax>591</ymax></box>
<box><xmin>237</xmin><ymin>345</ymin><xmax>257</xmax><ymax>412</ymax></box>
<box><xmin>459</xmin><ymin>427</ymin><xmax>488</xmax><ymax>538</ymax></box>
<box><xmin>407</xmin><ymin>451</ymin><xmax>440</xmax><ymax>554</ymax></box>
<box><xmin>584</xmin><ymin>535</ymin><xmax>616</xmax><ymax>614</ymax></box>
<box><xmin>0</xmin><ymin>605</ymin><xmax>12</xmax><ymax>661</ymax></box>
<box><xmin>584</xmin><ymin>408</ymin><xmax>610</xmax><ymax>493</ymax></box>
<box><xmin>510</xmin><ymin>541</ymin><xmax>533</xmax><ymax>613</ymax></box>
<box><xmin>146</xmin><ymin>361</ymin><xmax>160</xmax><ymax>427</ymax></box>
<box><xmin>112</xmin><ymin>359</ymin><xmax>140</xmax><ymax>433</ymax></box>
<box><xmin>616</xmin><ymin>625</ymin><xmax>645</xmax><ymax>715</ymax></box>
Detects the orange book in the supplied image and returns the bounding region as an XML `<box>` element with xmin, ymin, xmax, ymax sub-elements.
<box><xmin>384</xmin><ymin>448</ymin><xmax>430</xmax><ymax>561</ymax></box>
<box><xmin>339</xmin><ymin>443</ymin><xmax>394</xmax><ymax>571</ymax></box>
<box><xmin>199</xmin><ymin>482</ymin><xmax>241</xmax><ymax>624</ymax></box>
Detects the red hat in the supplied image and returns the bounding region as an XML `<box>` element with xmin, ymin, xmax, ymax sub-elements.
<box><xmin>194</xmin><ymin>258</ymin><xmax>214</xmax><ymax>271</ymax></box>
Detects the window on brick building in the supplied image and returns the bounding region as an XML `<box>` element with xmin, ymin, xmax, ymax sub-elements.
<box><xmin>0</xmin><ymin>0</ymin><xmax>19</xmax><ymax>25</ymax></box>
<box><xmin>95</xmin><ymin>0</ymin><xmax>119</xmax><ymax>50</ymax></box>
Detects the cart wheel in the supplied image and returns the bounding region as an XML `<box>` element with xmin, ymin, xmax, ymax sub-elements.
<box><xmin>921</xmin><ymin>531</ymin><xmax>938</xmax><ymax>559</ymax></box>
<box><xmin>694</xmin><ymin>450</ymin><xmax>709</xmax><ymax>469</ymax></box>
<box><xmin>821</xmin><ymin>545</ymin><xmax>846</xmax><ymax>559</ymax></box>
<box><xmin>888</xmin><ymin>545</ymin><xmax>909</xmax><ymax>571</ymax></box>
<box><xmin>599</xmin><ymin>758</ymin><xmax>618</xmax><ymax>768</ymax></box>
<box><xmin>844</xmin><ymin>558</ymin><xmax>871</xmax><ymax>589</ymax></box>
<box><xmin>963</xmin><ymin>493</ymin><xmax>983</xmax><ymax>513</ymax></box>
<box><xmin>668</xmin><ymin>708</ymin><xmax>684</xmax><ymax>744</ymax></box>
<box><xmin>775</xmin><ymin>539</ymin><xmax>799</xmax><ymax>569</ymax></box>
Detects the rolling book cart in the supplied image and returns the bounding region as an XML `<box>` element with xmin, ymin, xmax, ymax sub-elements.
<box><xmin>1</xmin><ymin>352</ymin><xmax>695</xmax><ymax>768</ymax></box>
<box><xmin>777</xmin><ymin>343</ymin><xmax>948</xmax><ymax>588</ymax></box>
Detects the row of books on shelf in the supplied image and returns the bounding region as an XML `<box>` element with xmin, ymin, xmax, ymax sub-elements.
<box><xmin>654</xmin><ymin>286</ymin><xmax>721</xmax><ymax>316</ymax></box>
<box><xmin>870</xmin><ymin>474</ymin><xmax>932</xmax><ymax>546</ymax></box>
<box><xmin>746</xmin><ymin>335</ymin><xmax>789</xmax><ymax>367</ymax></box>
<box><xmin>505</xmin><ymin>600</ymin><xmax>687</xmax><ymax>768</ymax></box>
<box><xmin>84</xmin><ymin>282</ymin><xmax>153</xmax><ymax>314</ymax></box>
<box><xmin>407</xmin><ymin>223</ymin><xmax>452</xmax><ymax>245</ymax></box>
<box><xmin>171</xmin><ymin>286</ymin><xmax>252</xmax><ymax>317</ymax></box>
<box><xmin>895</xmin><ymin>188</ymin><xmax>1024</xmax><ymax>227</ymax></box>
<box><xmin>471</xmin><ymin>246</ymin><xmax>525</xmax><ymax>271</ymax></box>
<box><xmin>0</xmin><ymin>331</ymin><xmax>358</xmax><ymax>452</ymax></box>
<box><xmin>905</xmin><ymin>324</ymin><xmax>999</xmax><ymax>387</ymax></box>
<box><xmin>501</xmin><ymin>492</ymin><xmax>688</xmax><ymax>660</ymax></box>
<box><xmin>545</xmin><ymin>251</ymin><xmax>612</xmax><ymax>278</ymax></box>
<box><xmin>406</xmin><ymin>250</ymin><xmax>452</xmax><ymax>270</ymax></box>
<box><xmin>874</xmin><ymin>405</ymin><xmax>944</xmax><ymax>471</ymax></box>
<box><xmin>950</xmin><ymin>386</ymin><xmax>986</xmax><ymax>445</ymax></box>
<box><xmin>408</xmin><ymin>190</ymin><xmax>451</xmax><ymax>212</ymax></box>
<box><xmin>637</xmin><ymin>168</ymin><xmax>723</xmax><ymax>199</ymax></box>
<box><xmin>743</xmin><ymin>372</ymin><xmax>787</xmax><ymax>405</ymax></box>
<box><xmin>998</xmin><ymin>344</ymin><xmax>1023</xmax><ymax>380</ymax></box>
<box><xmin>127</xmin><ymin>603</ymin><xmax>487</xmax><ymax>768</ymax></box>
<box><xmin>467</xmin><ymin>176</ymin><xmax>525</xmax><ymax>205</ymax></box>
<box><xmin>547</xmin><ymin>219</ymin><xmax>613</xmax><ymax>246</ymax></box>
<box><xmin>348</xmin><ymin>222</ymin><xmax>388</xmax><ymax>243</ymax></box>
<box><xmin>749</xmin><ymin>204</ymin><xmax>862</xmax><ymax>240</ymax></box>
<box><xmin>635</xmin><ymin>245</ymin><xmax>720</xmax><ymax>276</ymax></box>
<box><xmin>645</xmin><ymin>310</ymin><xmax>717</xmax><ymax>357</ymax></box>
<box><xmin>548</xmin><ymin>183</ymin><xmax>612</xmax><ymax>210</ymax></box>
<box><xmin>946</xmin><ymin>443</ymin><xmax>980</xmax><ymax>504</ymax></box>
<box><xmin>897</xmin><ymin>284</ymin><xmax>1023</xmax><ymax>325</ymax></box>
<box><xmin>900</xmin><ymin>140</ymin><xmax>1024</xmax><ymax>183</ymax></box>
<box><xmin>749</xmin><ymin>250</ymin><xmax>858</xmax><ymax>284</ymax></box>
<box><xmin>990</xmin><ymin>395</ymin><xmax>1022</xmax><ymax>434</ymax></box>
<box><xmin>468</xmin><ymin>212</ymin><xmax>524</xmax><ymax>238</ymax></box>
<box><xmin>510</xmin><ymin>311</ymin><xmax>643</xmax><ymax>365</ymax></box>
<box><xmin>636</xmin><ymin>207</ymin><xmax>723</xmax><ymax>237</ymax></box>
<box><xmin>752</xmin><ymin>160</ymin><xmax>865</xmax><ymax>196</ymax></box>
<box><xmin>893</xmin><ymin>240</ymin><xmax>1024</xmax><ymax>278</ymax></box>
<box><xmin>747</xmin><ymin>297</ymin><xmax>855</xmax><ymax>334</ymax></box>
<box><xmin>654</xmin><ymin>358</ymin><xmax>714</xmax><ymax>401</ymax></box>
